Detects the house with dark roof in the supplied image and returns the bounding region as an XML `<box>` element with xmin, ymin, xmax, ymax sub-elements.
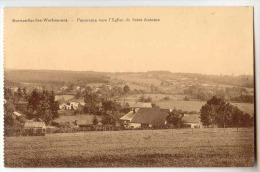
<box><xmin>129</xmin><ymin>108</ymin><xmax>170</xmax><ymax>129</ymax></box>
<box><xmin>182</xmin><ymin>114</ymin><xmax>202</xmax><ymax>128</ymax></box>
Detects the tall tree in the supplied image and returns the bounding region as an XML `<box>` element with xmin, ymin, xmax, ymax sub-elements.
<box><xmin>200</xmin><ymin>96</ymin><xmax>252</xmax><ymax>128</ymax></box>
<box><xmin>101</xmin><ymin>98</ymin><xmax>121</xmax><ymax>114</ymax></box>
<box><xmin>16</xmin><ymin>87</ymin><xmax>23</xmax><ymax>101</ymax></box>
<box><xmin>27</xmin><ymin>89</ymin><xmax>59</xmax><ymax>124</ymax></box>
<box><xmin>22</xmin><ymin>87</ymin><xmax>28</xmax><ymax>99</ymax></box>
<box><xmin>166</xmin><ymin>109</ymin><xmax>183</xmax><ymax>128</ymax></box>
<box><xmin>92</xmin><ymin>115</ymin><xmax>98</xmax><ymax>125</ymax></box>
<box><xmin>123</xmin><ymin>85</ymin><xmax>130</xmax><ymax>94</ymax></box>
<box><xmin>83</xmin><ymin>92</ymin><xmax>100</xmax><ymax>114</ymax></box>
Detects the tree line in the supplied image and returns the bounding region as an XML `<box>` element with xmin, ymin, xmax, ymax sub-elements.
<box><xmin>200</xmin><ymin>96</ymin><xmax>254</xmax><ymax>128</ymax></box>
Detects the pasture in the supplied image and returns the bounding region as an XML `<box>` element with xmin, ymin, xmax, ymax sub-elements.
<box><xmin>4</xmin><ymin>128</ymin><xmax>254</xmax><ymax>167</ymax></box>
<box><xmin>124</xmin><ymin>94</ymin><xmax>254</xmax><ymax>115</ymax></box>
<box><xmin>157</xmin><ymin>98</ymin><xmax>254</xmax><ymax>115</ymax></box>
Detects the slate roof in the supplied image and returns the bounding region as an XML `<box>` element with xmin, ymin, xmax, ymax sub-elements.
<box><xmin>120</xmin><ymin>109</ymin><xmax>139</xmax><ymax>121</ymax></box>
<box><xmin>130</xmin><ymin>108</ymin><xmax>170</xmax><ymax>126</ymax></box>
<box><xmin>182</xmin><ymin>114</ymin><xmax>201</xmax><ymax>123</ymax></box>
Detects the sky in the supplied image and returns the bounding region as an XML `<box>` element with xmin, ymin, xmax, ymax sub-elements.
<box><xmin>4</xmin><ymin>7</ymin><xmax>254</xmax><ymax>75</ymax></box>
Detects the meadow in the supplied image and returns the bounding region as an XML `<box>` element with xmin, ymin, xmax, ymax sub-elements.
<box><xmin>124</xmin><ymin>94</ymin><xmax>254</xmax><ymax>115</ymax></box>
<box><xmin>4</xmin><ymin>128</ymin><xmax>254</xmax><ymax>167</ymax></box>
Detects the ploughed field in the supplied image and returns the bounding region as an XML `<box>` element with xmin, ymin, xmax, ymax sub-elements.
<box><xmin>5</xmin><ymin>128</ymin><xmax>254</xmax><ymax>167</ymax></box>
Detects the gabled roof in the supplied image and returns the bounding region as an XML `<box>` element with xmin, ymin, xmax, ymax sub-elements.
<box><xmin>24</xmin><ymin>121</ymin><xmax>46</xmax><ymax>128</ymax></box>
<box><xmin>120</xmin><ymin>109</ymin><xmax>139</xmax><ymax>121</ymax></box>
<box><xmin>131</xmin><ymin>108</ymin><xmax>170</xmax><ymax>126</ymax></box>
<box><xmin>13</xmin><ymin>111</ymin><xmax>22</xmax><ymax>117</ymax></box>
<box><xmin>182</xmin><ymin>114</ymin><xmax>201</xmax><ymax>123</ymax></box>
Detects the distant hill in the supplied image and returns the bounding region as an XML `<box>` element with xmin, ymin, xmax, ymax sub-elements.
<box><xmin>4</xmin><ymin>69</ymin><xmax>110</xmax><ymax>85</ymax></box>
<box><xmin>5</xmin><ymin>69</ymin><xmax>254</xmax><ymax>89</ymax></box>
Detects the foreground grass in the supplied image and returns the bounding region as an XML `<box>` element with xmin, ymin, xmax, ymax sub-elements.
<box><xmin>4</xmin><ymin>128</ymin><xmax>254</xmax><ymax>167</ymax></box>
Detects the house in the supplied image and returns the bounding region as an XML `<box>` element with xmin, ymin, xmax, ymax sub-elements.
<box><xmin>95</xmin><ymin>122</ymin><xmax>103</xmax><ymax>131</ymax></box>
<box><xmin>103</xmin><ymin>84</ymin><xmax>112</xmax><ymax>90</ymax></box>
<box><xmin>60</xmin><ymin>86</ymin><xmax>68</xmax><ymax>91</ymax></box>
<box><xmin>75</xmin><ymin>120</ymin><xmax>94</xmax><ymax>130</ymax></box>
<box><xmin>59</xmin><ymin>101</ymin><xmax>85</xmax><ymax>110</ymax></box>
<box><xmin>59</xmin><ymin>102</ymin><xmax>71</xmax><ymax>110</ymax></box>
<box><xmin>23</xmin><ymin>121</ymin><xmax>46</xmax><ymax>136</ymax></box>
<box><xmin>120</xmin><ymin>108</ymin><xmax>139</xmax><ymax>128</ymax></box>
<box><xmin>10</xmin><ymin>87</ymin><xmax>18</xmax><ymax>92</ymax></box>
<box><xmin>130</xmin><ymin>108</ymin><xmax>170</xmax><ymax>129</ymax></box>
<box><xmin>13</xmin><ymin>111</ymin><xmax>22</xmax><ymax>117</ymax></box>
<box><xmin>70</xmin><ymin>101</ymin><xmax>80</xmax><ymax>110</ymax></box>
<box><xmin>182</xmin><ymin>114</ymin><xmax>202</xmax><ymax>128</ymax></box>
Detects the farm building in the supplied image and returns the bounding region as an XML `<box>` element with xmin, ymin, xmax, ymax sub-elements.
<box><xmin>182</xmin><ymin>114</ymin><xmax>202</xmax><ymax>128</ymax></box>
<box><xmin>120</xmin><ymin>108</ymin><xmax>139</xmax><ymax>128</ymax></box>
<box><xmin>23</xmin><ymin>121</ymin><xmax>46</xmax><ymax>136</ymax></box>
<box><xmin>130</xmin><ymin>108</ymin><xmax>170</xmax><ymax>129</ymax></box>
<box><xmin>75</xmin><ymin>120</ymin><xmax>94</xmax><ymax>130</ymax></box>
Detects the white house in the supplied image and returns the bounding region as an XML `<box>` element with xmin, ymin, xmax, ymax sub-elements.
<box><xmin>182</xmin><ymin>114</ymin><xmax>202</xmax><ymax>128</ymax></box>
<box><xmin>120</xmin><ymin>108</ymin><xmax>139</xmax><ymax>128</ymax></box>
<box><xmin>59</xmin><ymin>101</ymin><xmax>85</xmax><ymax>110</ymax></box>
<box><xmin>60</xmin><ymin>86</ymin><xmax>68</xmax><ymax>91</ymax></box>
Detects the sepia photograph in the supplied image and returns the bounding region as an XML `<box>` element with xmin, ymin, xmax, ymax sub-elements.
<box><xmin>3</xmin><ymin>7</ymin><xmax>255</xmax><ymax>167</ymax></box>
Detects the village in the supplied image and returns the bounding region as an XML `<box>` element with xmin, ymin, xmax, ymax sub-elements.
<box><xmin>4</xmin><ymin>80</ymin><xmax>254</xmax><ymax>137</ymax></box>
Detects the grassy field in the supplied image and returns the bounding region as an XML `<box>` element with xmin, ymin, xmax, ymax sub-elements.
<box><xmin>157</xmin><ymin>100</ymin><xmax>205</xmax><ymax>112</ymax></box>
<box><xmin>124</xmin><ymin>94</ymin><xmax>254</xmax><ymax>115</ymax></box>
<box><xmin>157</xmin><ymin>99</ymin><xmax>254</xmax><ymax>115</ymax></box>
<box><xmin>4</xmin><ymin>128</ymin><xmax>254</xmax><ymax>167</ymax></box>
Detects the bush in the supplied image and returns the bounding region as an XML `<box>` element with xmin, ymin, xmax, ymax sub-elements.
<box><xmin>163</xmin><ymin>96</ymin><xmax>170</xmax><ymax>101</ymax></box>
<box><xmin>184</xmin><ymin>96</ymin><xmax>190</xmax><ymax>101</ymax></box>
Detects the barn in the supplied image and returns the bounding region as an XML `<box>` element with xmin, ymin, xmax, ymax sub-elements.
<box><xmin>23</xmin><ymin>121</ymin><xmax>46</xmax><ymax>136</ymax></box>
<box><xmin>130</xmin><ymin>108</ymin><xmax>170</xmax><ymax>129</ymax></box>
<box><xmin>75</xmin><ymin>120</ymin><xmax>94</xmax><ymax>130</ymax></box>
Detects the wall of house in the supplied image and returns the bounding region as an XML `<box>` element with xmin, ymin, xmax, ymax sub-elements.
<box><xmin>129</xmin><ymin>123</ymin><xmax>141</xmax><ymax>129</ymax></box>
<box><xmin>184</xmin><ymin>123</ymin><xmax>202</xmax><ymax>128</ymax></box>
